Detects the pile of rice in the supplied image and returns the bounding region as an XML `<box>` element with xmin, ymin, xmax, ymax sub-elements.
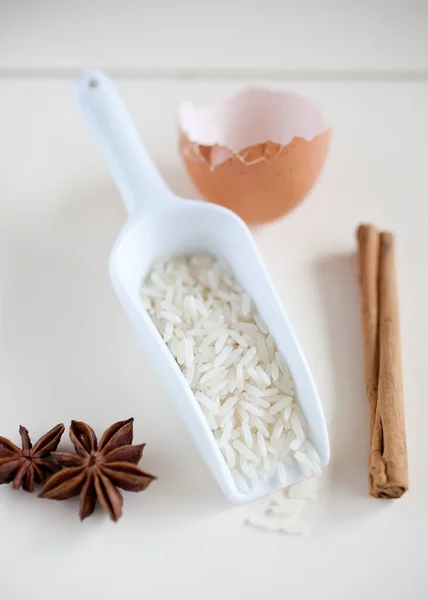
<box><xmin>141</xmin><ymin>254</ymin><xmax>321</xmax><ymax>493</ymax></box>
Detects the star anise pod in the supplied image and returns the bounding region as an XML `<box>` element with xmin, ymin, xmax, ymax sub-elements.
<box><xmin>0</xmin><ymin>424</ymin><xmax>65</xmax><ymax>492</ymax></box>
<box><xmin>39</xmin><ymin>418</ymin><xmax>156</xmax><ymax>521</ymax></box>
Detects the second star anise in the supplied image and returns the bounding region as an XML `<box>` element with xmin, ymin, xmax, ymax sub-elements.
<box><xmin>0</xmin><ymin>424</ymin><xmax>64</xmax><ymax>492</ymax></box>
<box><xmin>39</xmin><ymin>418</ymin><xmax>156</xmax><ymax>521</ymax></box>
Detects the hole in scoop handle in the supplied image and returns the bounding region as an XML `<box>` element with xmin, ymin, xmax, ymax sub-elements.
<box><xmin>74</xmin><ymin>69</ymin><xmax>174</xmax><ymax>218</ymax></box>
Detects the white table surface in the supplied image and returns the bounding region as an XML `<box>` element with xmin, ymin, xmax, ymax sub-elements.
<box><xmin>1</xmin><ymin>3</ymin><xmax>428</xmax><ymax>599</ymax></box>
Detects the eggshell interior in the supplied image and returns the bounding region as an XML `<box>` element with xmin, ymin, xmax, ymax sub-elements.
<box><xmin>178</xmin><ymin>89</ymin><xmax>331</xmax><ymax>224</ymax></box>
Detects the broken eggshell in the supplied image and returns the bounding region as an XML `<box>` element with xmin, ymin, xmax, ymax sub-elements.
<box><xmin>178</xmin><ymin>88</ymin><xmax>331</xmax><ymax>224</ymax></box>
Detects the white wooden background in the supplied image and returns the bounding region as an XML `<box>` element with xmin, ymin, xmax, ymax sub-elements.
<box><xmin>1</xmin><ymin>3</ymin><xmax>428</xmax><ymax>600</ymax></box>
<box><xmin>1</xmin><ymin>0</ymin><xmax>428</xmax><ymax>74</ymax></box>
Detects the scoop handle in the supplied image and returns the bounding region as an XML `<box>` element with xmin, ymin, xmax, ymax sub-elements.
<box><xmin>74</xmin><ymin>69</ymin><xmax>174</xmax><ymax>218</ymax></box>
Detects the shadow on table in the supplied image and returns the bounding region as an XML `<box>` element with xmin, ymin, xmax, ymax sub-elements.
<box><xmin>313</xmin><ymin>253</ymin><xmax>387</xmax><ymax>521</ymax></box>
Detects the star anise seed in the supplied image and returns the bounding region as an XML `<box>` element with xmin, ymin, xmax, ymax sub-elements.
<box><xmin>39</xmin><ymin>418</ymin><xmax>156</xmax><ymax>521</ymax></box>
<box><xmin>0</xmin><ymin>424</ymin><xmax>65</xmax><ymax>492</ymax></box>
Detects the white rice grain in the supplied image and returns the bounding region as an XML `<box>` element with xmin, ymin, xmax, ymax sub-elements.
<box><xmin>244</xmin><ymin>395</ymin><xmax>270</xmax><ymax>409</ymax></box>
<box><xmin>240</xmin><ymin>401</ymin><xmax>266</xmax><ymax>417</ymax></box>
<box><xmin>304</xmin><ymin>440</ymin><xmax>321</xmax><ymax>464</ymax></box>
<box><xmin>233</xmin><ymin>469</ymin><xmax>251</xmax><ymax>494</ymax></box>
<box><xmin>241</xmin><ymin>347</ymin><xmax>257</xmax><ymax>367</ymax></box>
<box><xmin>199</xmin><ymin>367</ymin><xmax>226</xmax><ymax>385</ymax></box>
<box><xmin>219</xmin><ymin>395</ymin><xmax>239</xmax><ymax>416</ymax></box>
<box><xmin>196</xmin><ymin>393</ymin><xmax>219</xmax><ymax>413</ymax></box>
<box><xmin>160</xmin><ymin>300</ymin><xmax>181</xmax><ymax>316</ymax></box>
<box><xmin>257</xmin><ymin>431</ymin><xmax>267</xmax><ymax>458</ymax></box>
<box><xmin>252</xmin><ymin>416</ymin><xmax>269</xmax><ymax>437</ymax></box>
<box><xmin>290</xmin><ymin>436</ymin><xmax>302</xmax><ymax>451</ymax></box>
<box><xmin>209</xmin><ymin>380</ymin><xmax>229</xmax><ymax>396</ymax></box>
<box><xmin>277</xmin><ymin>377</ymin><xmax>295</xmax><ymax>395</ymax></box>
<box><xmin>219</xmin><ymin>409</ymin><xmax>236</xmax><ymax>429</ymax></box>
<box><xmin>218</xmin><ymin>419</ymin><xmax>233</xmax><ymax>447</ymax></box>
<box><xmin>215</xmin><ymin>345</ymin><xmax>232</xmax><ymax>367</ymax></box>
<box><xmin>241</xmin><ymin>293</ymin><xmax>251</xmax><ymax>316</ymax></box>
<box><xmin>257</xmin><ymin>339</ymin><xmax>270</xmax><ymax>364</ymax></box>
<box><xmin>198</xmin><ymin>362</ymin><xmax>213</xmax><ymax>373</ymax></box>
<box><xmin>239</xmin><ymin>455</ymin><xmax>249</xmax><ymax>474</ymax></box>
<box><xmin>224</xmin><ymin>444</ymin><xmax>236</xmax><ymax>469</ymax></box>
<box><xmin>266</xmin><ymin>335</ymin><xmax>276</xmax><ymax>361</ymax></box>
<box><xmin>160</xmin><ymin>311</ymin><xmax>181</xmax><ymax>324</ymax></box>
<box><xmin>269</xmin><ymin>396</ymin><xmax>292</xmax><ymax>415</ymax></box>
<box><xmin>227</xmin><ymin>375</ymin><xmax>238</xmax><ymax>394</ymax></box>
<box><xmin>185</xmin><ymin>364</ymin><xmax>195</xmax><ymax>385</ymax></box>
<box><xmin>259</xmin><ymin>388</ymin><xmax>280</xmax><ymax>398</ymax></box>
<box><xmin>203</xmin><ymin>409</ymin><xmax>218</xmax><ymax>431</ymax></box>
<box><xmin>176</xmin><ymin>340</ymin><xmax>186</xmax><ymax>365</ymax></box>
<box><xmin>255</xmin><ymin>366</ymin><xmax>271</xmax><ymax>386</ymax></box>
<box><xmin>271</xmin><ymin>359</ymin><xmax>279</xmax><ymax>381</ymax></box>
<box><xmin>230</xmin><ymin>427</ymin><xmax>242</xmax><ymax>441</ymax></box>
<box><xmin>254</xmin><ymin>314</ymin><xmax>268</xmax><ymax>334</ymax></box>
<box><xmin>150</xmin><ymin>271</ymin><xmax>167</xmax><ymax>290</ymax></box>
<box><xmin>184</xmin><ymin>339</ymin><xmax>194</xmax><ymax>366</ymax></box>
<box><xmin>238</xmin><ymin>406</ymin><xmax>250</xmax><ymax>422</ymax></box>
<box><xmin>272</xmin><ymin>420</ymin><xmax>284</xmax><ymax>440</ymax></box>
<box><xmin>233</xmin><ymin>440</ymin><xmax>258</xmax><ymax>462</ymax></box>
<box><xmin>236</xmin><ymin>364</ymin><xmax>244</xmax><ymax>391</ymax></box>
<box><xmin>163</xmin><ymin>321</ymin><xmax>174</xmax><ymax>343</ymax></box>
<box><xmin>283</xmin><ymin>403</ymin><xmax>293</xmax><ymax>422</ymax></box>
<box><xmin>230</xmin><ymin>330</ymin><xmax>248</xmax><ymax>348</ymax></box>
<box><xmin>295</xmin><ymin>451</ymin><xmax>314</xmax><ymax>468</ymax></box>
<box><xmin>291</xmin><ymin>410</ymin><xmax>305</xmax><ymax>442</ymax></box>
<box><xmin>241</xmin><ymin>421</ymin><xmax>253</xmax><ymax>449</ymax></box>
<box><xmin>247</xmin><ymin>367</ymin><xmax>262</xmax><ymax>386</ymax></box>
<box><xmin>222</xmin><ymin>348</ymin><xmax>243</xmax><ymax>369</ymax></box>
<box><xmin>244</xmin><ymin>384</ymin><xmax>263</xmax><ymax>398</ymax></box>
<box><xmin>276</xmin><ymin>352</ymin><xmax>289</xmax><ymax>377</ymax></box>
<box><xmin>215</xmin><ymin>331</ymin><xmax>229</xmax><ymax>354</ymax></box>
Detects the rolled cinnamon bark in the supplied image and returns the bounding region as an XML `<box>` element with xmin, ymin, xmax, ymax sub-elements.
<box><xmin>356</xmin><ymin>225</ymin><xmax>380</xmax><ymax>448</ymax></box>
<box><xmin>356</xmin><ymin>225</ymin><xmax>408</xmax><ymax>498</ymax></box>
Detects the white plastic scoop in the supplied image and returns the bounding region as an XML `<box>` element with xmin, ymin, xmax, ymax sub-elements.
<box><xmin>74</xmin><ymin>69</ymin><xmax>330</xmax><ymax>503</ymax></box>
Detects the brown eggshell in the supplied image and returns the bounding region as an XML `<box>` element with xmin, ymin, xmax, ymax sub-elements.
<box><xmin>178</xmin><ymin>89</ymin><xmax>331</xmax><ymax>225</ymax></box>
<box><xmin>179</xmin><ymin>131</ymin><xmax>331</xmax><ymax>224</ymax></box>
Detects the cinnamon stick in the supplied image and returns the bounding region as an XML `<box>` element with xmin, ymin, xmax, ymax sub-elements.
<box><xmin>356</xmin><ymin>224</ymin><xmax>408</xmax><ymax>498</ymax></box>
<box><xmin>356</xmin><ymin>225</ymin><xmax>380</xmax><ymax>448</ymax></box>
